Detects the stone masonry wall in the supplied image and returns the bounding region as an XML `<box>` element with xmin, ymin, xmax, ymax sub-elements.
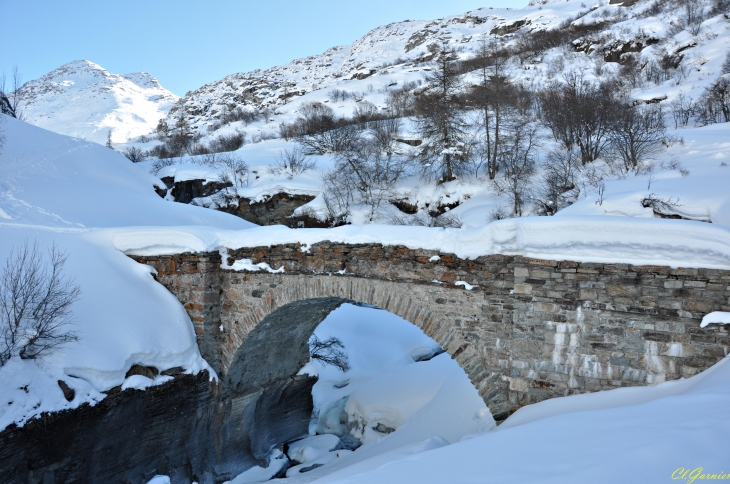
<box><xmin>134</xmin><ymin>242</ymin><xmax>730</xmax><ymax>421</ymax></box>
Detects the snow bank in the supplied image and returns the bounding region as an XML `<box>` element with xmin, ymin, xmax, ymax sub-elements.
<box><xmin>0</xmin><ymin>116</ymin><xmax>251</xmax><ymax>230</ymax></box>
<box><xmin>0</xmin><ymin>226</ymin><xmax>215</xmax><ymax>431</ymax></box>
<box><xmin>0</xmin><ymin>119</ymin><xmax>250</xmax><ymax>431</ymax></box>
<box><xmin>277</xmin><ymin>304</ymin><xmax>490</xmax><ymax>483</ymax></box>
<box><xmin>111</xmin><ymin>215</ymin><xmax>730</xmax><ymax>270</ymax></box>
<box><xmin>344</xmin><ymin>354</ymin><xmax>464</xmax><ymax>444</ymax></box>
<box><xmin>701</xmin><ymin>312</ymin><xmax>730</xmax><ymax>328</ymax></box>
<box><xmin>306</xmin><ymin>357</ymin><xmax>730</xmax><ymax>484</ymax></box>
<box><xmin>225</xmin><ymin>450</ymin><xmax>288</xmax><ymax>484</ymax></box>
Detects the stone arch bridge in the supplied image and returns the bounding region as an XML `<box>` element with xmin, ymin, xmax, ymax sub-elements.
<box><xmin>135</xmin><ymin>241</ymin><xmax>730</xmax><ymax>423</ymax></box>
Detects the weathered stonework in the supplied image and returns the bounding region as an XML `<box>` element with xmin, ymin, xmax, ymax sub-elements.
<box><xmin>135</xmin><ymin>242</ymin><xmax>730</xmax><ymax>422</ymax></box>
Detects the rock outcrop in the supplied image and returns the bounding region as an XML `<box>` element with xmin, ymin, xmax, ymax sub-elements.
<box><xmin>1</xmin><ymin>367</ymin><xmax>315</xmax><ymax>483</ymax></box>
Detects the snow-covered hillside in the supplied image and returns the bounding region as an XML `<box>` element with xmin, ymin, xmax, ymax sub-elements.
<box><xmin>165</xmin><ymin>0</ymin><xmax>729</xmax><ymax>136</ymax></box>
<box><xmin>15</xmin><ymin>60</ymin><xmax>177</xmax><ymax>144</ymax></box>
<box><xmin>164</xmin><ymin>3</ymin><xmax>559</xmax><ymax>133</ymax></box>
<box><xmin>130</xmin><ymin>0</ymin><xmax>730</xmax><ymax>234</ymax></box>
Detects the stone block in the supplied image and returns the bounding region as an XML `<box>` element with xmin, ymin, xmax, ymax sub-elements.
<box><xmin>514</xmin><ymin>267</ymin><xmax>529</xmax><ymax>278</ymax></box>
<box><xmin>684</xmin><ymin>299</ymin><xmax>714</xmax><ymax>313</ymax></box>
<box><xmin>580</xmin><ymin>289</ymin><xmax>597</xmax><ymax>300</ymax></box>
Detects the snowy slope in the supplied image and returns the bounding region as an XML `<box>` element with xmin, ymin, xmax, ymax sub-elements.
<box><xmin>0</xmin><ymin>116</ymin><xmax>251</xmax><ymax>430</ymax></box>
<box><xmin>15</xmin><ymin>60</ymin><xmax>178</xmax><ymax>144</ymax></box>
<box><xmin>294</xmin><ymin>356</ymin><xmax>730</xmax><ymax>484</ymax></box>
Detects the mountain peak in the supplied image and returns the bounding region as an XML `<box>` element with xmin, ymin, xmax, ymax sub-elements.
<box><xmin>17</xmin><ymin>60</ymin><xmax>178</xmax><ymax>144</ymax></box>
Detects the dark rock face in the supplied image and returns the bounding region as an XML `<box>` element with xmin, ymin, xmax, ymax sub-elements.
<box><xmin>155</xmin><ymin>178</ymin><xmax>316</xmax><ymax>227</ymax></box>
<box><xmin>57</xmin><ymin>380</ymin><xmax>75</xmax><ymax>401</ymax></box>
<box><xmin>1</xmin><ymin>366</ymin><xmax>316</xmax><ymax>483</ymax></box>
<box><xmin>490</xmin><ymin>19</ymin><xmax>530</xmax><ymax>36</ymax></box>
<box><xmin>1</xmin><ymin>95</ymin><xmax>16</xmax><ymax>117</ymax></box>
<box><xmin>170</xmin><ymin>179</ymin><xmax>233</xmax><ymax>204</ymax></box>
<box><xmin>222</xmin><ymin>193</ymin><xmax>315</xmax><ymax>226</ymax></box>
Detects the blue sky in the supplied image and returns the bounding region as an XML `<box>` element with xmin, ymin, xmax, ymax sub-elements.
<box><xmin>2</xmin><ymin>0</ymin><xmax>528</xmax><ymax>95</ymax></box>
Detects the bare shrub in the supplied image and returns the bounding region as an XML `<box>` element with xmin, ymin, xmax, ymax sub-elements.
<box><xmin>539</xmin><ymin>72</ymin><xmax>620</xmax><ymax>165</ymax></box>
<box><xmin>209</xmin><ymin>155</ymin><xmax>249</xmax><ymax>208</ymax></box>
<box><xmin>332</xmin><ymin>125</ymin><xmax>412</xmax><ymax>220</ymax></box>
<box><xmin>488</xmin><ymin>206</ymin><xmax>509</xmax><ymax>222</ymax></box>
<box><xmin>328</xmin><ymin>89</ymin><xmax>353</xmax><ymax>103</ymax></box>
<box><xmin>121</xmin><ymin>146</ymin><xmax>148</xmax><ymax>163</ymax></box>
<box><xmin>309</xmin><ymin>335</ymin><xmax>350</xmax><ymax>372</ymax></box>
<box><xmin>641</xmin><ymin>193</ymin><xmax>683</xmax><ymax>216</ymax></box>
<box><xmin>268</xmin><ymin>147</ymin><xmax>316</xmax><ymax>179</ymax></box>
<box><xmin>291</xmin><ymin>102</ymin><xmax>360</xmax><ymax>154</ymax></box>
<box><xmin>250</xmin><ymin>131</ymin><xmax>279</xmax><ymax>144</ymax></box>
<box><xmin>321</xmin><ymin>169</ymin><xmax>353</xmax><ymax>226</ymax></box>
<box><xmin>150</xmin><ymin>157</ymin><xmax>180</xmax><ymax>174</ymax></box>
<box><xmin>209</xmin><ymin>131</ymin><xmax>246</xmax><ymax>153</ymax></box>
<box><xmin>1</xmin><ymin>242</ymin><xmax>80</xmax><ymax>366</ymax></box>
<box><xmin>533</xmin><ymin>149</ymin><xmax>581</xmax><ymax>216</ymax></box>
<box><xmin>390</xmin><ymin>211</ymin><xmax>463</xmax><ymax>228</ymax></box>
<box><xmin>491</xmin><ymin>121</ymin><xmax>540</xmax><ymax>217</ymax></box>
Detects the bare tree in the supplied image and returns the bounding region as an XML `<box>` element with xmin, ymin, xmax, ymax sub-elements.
<box><xmin>670</xmin><ymin>93</ymin><xmax>695</xmax><ymax>128</ymax></box>
<box><xmin>491</xmin><ymin>120</ymin><xmax>540</xmax><ymax>217</ymax></box>
<box><xmin>0</xmin><ymin>114</ymin><xmax>5</xmax><ymax>155</ymax></box>
<box><xmin>696</xmin><ymin>77</ymin><xmax>730</xmax><ymax>125</ymax></box>
<box><xmin>1</xmin><ymin>242</ymin><xmax>80</xmax><ymax>366</ymax></box>
<box><xmin>268</xmin><ymin>147</ymin><xmax>316</xmax><ymax>179</ymax></box>
<box><xmin>679</xmin><ymin>0</ymin><xmax>705</xmax><ymax>35</ymax></box>
<box><xmin>722</xmin><ymin>53</ymin><xmax>730</xmax><ymax>76</ymax></box>
<box><xmin>0</xmin><ymin>66</ymin><xmax>24</xmax><ymax>120</ymax></box>
<box><xmin>539</xmin><ymin>72</ymin><xmax>619</xmax><ymax>165</ymax></box>
<box><xmin>534</xmin><ymin>149</ymin><xmax>581</xmax><ymax>216</ymax></box>
<box><xmin>608</xmin><ymin>103</ymin><xmax>668</xmax><ymax>171</ymax></box>
<box><xmin>309</xmin><ymin>334</ymin><xmax>350</xmax><ymax>372</ymax></box>
<box><xmin>470</xmin><ymin>36</ymin><xmax>514</xmax><ymax>179</ymax></box>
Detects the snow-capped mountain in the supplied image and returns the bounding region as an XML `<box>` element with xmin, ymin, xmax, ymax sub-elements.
<box><xmin>16</xmin><ymin>60</ymin><xmax>178</xmax><ymax>144</ymax></box>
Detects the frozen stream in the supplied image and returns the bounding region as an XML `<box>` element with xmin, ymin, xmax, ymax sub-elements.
<box><xmin>219</xmin><ymin>303</ymin><xmax>494</xmax><ymax>484</ymax></box>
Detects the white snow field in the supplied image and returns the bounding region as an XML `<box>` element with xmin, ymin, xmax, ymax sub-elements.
<box><xmin>16</xmin><ymin>60</ymin><xmax>178</xmax><ymax>145</ymax></box>
<box><xmin>286</xmin><ymin>356</ymin><xmax>730</xmax><ymax>484</ymax></box>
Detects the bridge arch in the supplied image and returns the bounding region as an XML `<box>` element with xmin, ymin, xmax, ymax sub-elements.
<box><xmin>219</xmin><ymin>274</ymin><xmax>507</xmax><ymax>418</ymax></box>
